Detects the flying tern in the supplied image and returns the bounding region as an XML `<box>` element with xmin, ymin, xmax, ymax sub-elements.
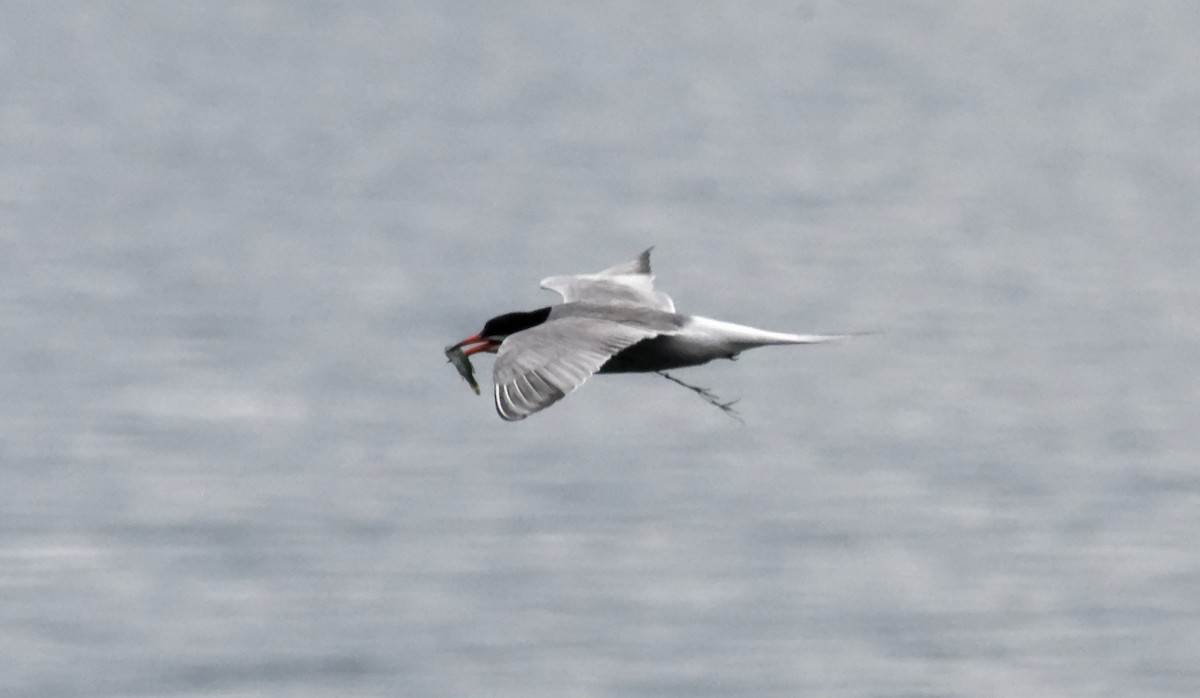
<box><xmin>448</xmin><ymin>248</ymin><xmax>849</xmax><ymax>421</ymax></box>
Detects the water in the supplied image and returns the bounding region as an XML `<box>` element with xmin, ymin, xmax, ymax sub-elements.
<box><xmin>3</xmin><ymin>2</ymin><xmax>1199</xmax><ymax>696</ymax></box>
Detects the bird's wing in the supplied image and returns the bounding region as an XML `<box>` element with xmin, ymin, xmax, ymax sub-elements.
<box><xmin>492</xmin><ymin>316</ymin><xmax>663</xmax><ymax>421</ymax></box>
<box><xmin>539</xmin><ymin>248</ymin><xmax>676</xmax><ymax>312</ymax></box>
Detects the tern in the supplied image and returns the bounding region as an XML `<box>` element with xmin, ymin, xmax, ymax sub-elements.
<box><xmin>449</xmin><ymin>248</ymin><xmax>850</xmax><ymax>421</ymax></box>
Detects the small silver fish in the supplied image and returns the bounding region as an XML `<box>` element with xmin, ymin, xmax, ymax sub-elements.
<box><xmin>444</xmin><ymin>344</ymin><xmax>480</xmax><ymax>395</ymax></box>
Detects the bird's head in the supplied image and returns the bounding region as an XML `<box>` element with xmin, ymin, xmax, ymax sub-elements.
<box><xmin>450</xmin><ymin>306</ymin><xmax>552</xmax><ymax>356</ymax></box>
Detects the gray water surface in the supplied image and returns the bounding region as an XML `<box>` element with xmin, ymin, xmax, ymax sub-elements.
<box><xmin>3</xmin><ymin>3</ymin><xmax>1199</xmax><ymax>696</ymax></box>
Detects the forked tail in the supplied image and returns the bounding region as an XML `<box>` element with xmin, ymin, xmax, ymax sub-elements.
<box><xmin>688</xmin><ymin>316</ymin><xmax>857</xmax><ymax>348</ymax></box>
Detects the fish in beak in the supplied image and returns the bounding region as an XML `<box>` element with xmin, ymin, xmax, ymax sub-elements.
<box><xmin>444</xmin><ymin>335</ymin><xmax>501</xmax><ymax>395</ymax></box>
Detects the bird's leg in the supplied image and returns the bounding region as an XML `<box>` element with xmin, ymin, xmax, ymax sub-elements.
<box><xmin>656</xmin><ymin>371</ymin><xmax>744</xmax><ymax>423</ymax></box>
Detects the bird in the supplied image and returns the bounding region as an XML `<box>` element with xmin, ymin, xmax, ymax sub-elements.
<box><xmin>448</xmin><ymin>248</ymin><xmax>850</xmax><ymax>421</ymax></box>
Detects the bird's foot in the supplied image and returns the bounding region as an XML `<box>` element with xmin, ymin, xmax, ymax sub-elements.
<box><xmin>656</xmin><ymin>371</ymin><xmax>744</xmax><ymax>423</ymax></box>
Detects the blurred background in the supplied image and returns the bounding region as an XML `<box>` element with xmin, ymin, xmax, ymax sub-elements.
<box><xmin>2</xmin><ymin>2</ymin><xmax>1198</xmax><ymax>696</ymax></box>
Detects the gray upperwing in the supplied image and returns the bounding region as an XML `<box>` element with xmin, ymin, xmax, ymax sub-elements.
<box><xmin>539</xmin><ymin>248</ymin><xmax>676</xmax><ymax>312</ymax></box>
<box><xmin>595</xmin><ymin>247</ymin><xmax>653</xmax><ymax>276</ymax></box>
